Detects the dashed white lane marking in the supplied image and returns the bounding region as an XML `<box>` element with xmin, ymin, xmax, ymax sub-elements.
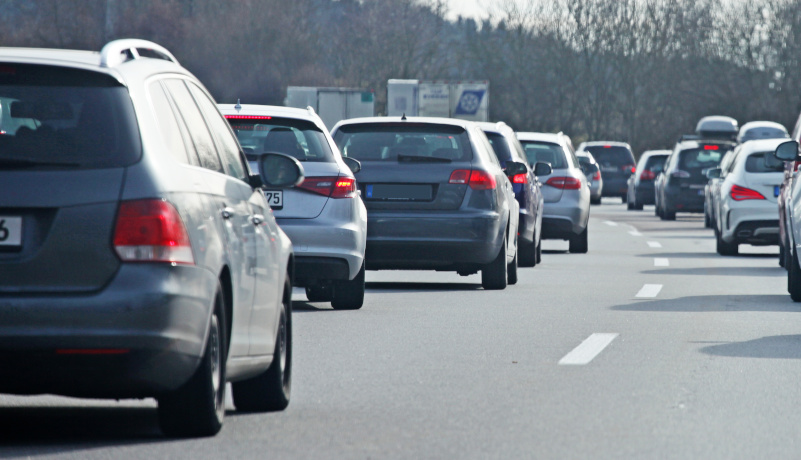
<box><xmin>559</xmin><ymin>333</ymin><xmax>619</xmax><ymax>366</ymax></box>
<box><xmin>647</xmin><ymin>241</ymin><xmax>662</xmax><ymax>248</ymax></box>
<box><xmin>629</xmin><ymin>231</ymin><xmax>643</xmax><ymax>237</ymax></box>
<box><xmin>654</xmin><ymin>258</ymin><xmax>670</xmax><ymax>267</ymax></box>
<box><xmin>604</xmin><ymin>221</ymin><xmax>618</xmax><ymax>227</ymax></box>
<box><xmin>636</xmin><ymin>284</ymin><xmax>663</xmax><ymax>298</ymax></box>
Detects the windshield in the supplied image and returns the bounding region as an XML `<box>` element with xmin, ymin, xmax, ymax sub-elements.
<box><xmin>333</xmin><ymin>123</ymin><xmax>472</xmax><ymax>162</ymax></box>
<box><xmin>0</xmin><ymin>64</ymin><xmax>141</xmax><ymax>169</ymax></box>
<box><xmin>226</xmin><ymin>116</ymin><xmax>334</xmax><ymax>163</ymax></box>
<box><xmin>519</xmin><ymin>141</ymin><xmax>566</xmax><ymax>168</ymax></box>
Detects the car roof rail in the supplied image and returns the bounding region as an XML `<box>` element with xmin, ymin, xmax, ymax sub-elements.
<box><xmin>679</xmin><ymin>134</ymin><xmax>700</xmax><ymax>142</ymax></box>
<box><xmin>306</xmin><ymin>106</ymin><xmax>316</xmax><ymax>116</ymax></box>
<box><xmin>100</xmin><ymin>39</ymin><xmax>179</xmax><ymax>68</ymax></box>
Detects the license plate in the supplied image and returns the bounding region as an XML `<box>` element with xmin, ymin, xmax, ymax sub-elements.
<box><xmin>0</xmin><ymin>216</ymin><xmax>22</xmax><ymax>246</ymax></box>
<box><xmin>775</xmin><ymin>185</ymin><xmax>781</xmax><ymax>197</ymax></box>
<box><xmin>365</xmin><ymin>184</ymin><xmax>433</xmax><ymax>201</ymax></box>
<box><xmin>263</xmin><ymin>190</ymin><xmax>283</xmax><ymax>209</ymax></box>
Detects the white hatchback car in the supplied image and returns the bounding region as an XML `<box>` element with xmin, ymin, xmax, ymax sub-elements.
<box><xmin>218</xmin><ymin>103</ymin><xmax>368</xmax><ymax>309</ymax></box>
<box><xmin>709</xmin><ymin>138</ymin><xmax>786</xmax><ymax>255</ymax></box>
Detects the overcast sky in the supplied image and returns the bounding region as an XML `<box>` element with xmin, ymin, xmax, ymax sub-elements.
<box><xmin>442</xmin><ymin>0</ymin><xmax>495</xmax><ymax>21</ymax></box>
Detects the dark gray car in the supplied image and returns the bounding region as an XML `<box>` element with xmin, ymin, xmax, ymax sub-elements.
<box><xmin>332</xmin><ymin>117</ymin><xmax>522</xmax><ymax>290</ymax></box>
<box><xmin>0</xmin><ymin>40</ymin><xmax>301</xmax><ymax>437</ymax></box>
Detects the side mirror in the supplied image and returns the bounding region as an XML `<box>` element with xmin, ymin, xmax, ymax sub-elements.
<box><xmin>705</xmin><ymin>168</ymin><xmax>721</xmax><ymax>179</ymax></box>
<box><xmin>775</xmin><ymin>140</ymin><xmax>799</xmax><ymax>161</ymax></box>
<box><xmin>504</xmin><ymin>160</ymin><xmax>528</xmax><ymax>177</ymax></box>
<box><xmin>343</xmin><ymin>156</ymin><xmax>362</xmax><ymax>174</ymax></box>
<box><xmin>534</xmin><ymin>161</ymin><xmax>553</xmax><ymax>177</ymax></box>
<box><xmin>258</xmin><ymin>152</ymin><xmax>305</xmax><ymax>188</ymax></box>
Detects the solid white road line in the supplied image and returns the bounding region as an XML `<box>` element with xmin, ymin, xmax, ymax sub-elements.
<box><xmin>558</xmin><ymin>333</ymin><xmax>620</xmax><ymax>366</ymax></box>
<box><xmin>647</xmin><ymin>241</ymin><xmax>662</xmax><ymax>248</ymax></box>
<box><xmin>654</xmin><ymin>258</ymin><xmax>670</xmax><ymax>267</ymax></box>
<box><xmin>604</xmin><ymin>221</ymin><xmax>618</xmax><ymax>227</ymax></box>
<box><xmin>636</xmin><ymin>284</ymin><xmax>663</xmax><ymax>298</ymax></box>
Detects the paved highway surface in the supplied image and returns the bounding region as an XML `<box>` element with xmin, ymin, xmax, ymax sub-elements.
<box><xmin>1</xmin><ymin>201</ymin><xmax>798</xmax><ymax>459</ymax></box>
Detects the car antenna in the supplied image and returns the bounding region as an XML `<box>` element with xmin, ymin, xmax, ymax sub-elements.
<box><xmin>401</xmin><ymin>113</ymin><xmax>407</xmax><ymax>121</ymax></box>
<box><xmin>235</xmin><ymin>99</ymin><xmax>242</xmax><ymax>112</ymax></box>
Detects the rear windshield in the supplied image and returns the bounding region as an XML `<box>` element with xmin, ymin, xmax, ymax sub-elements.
<box><xmin>740</xmin><ymin>127</ymin><xmax>788</xmax><ymax>142</ymax></box>
<box><xmin>679</xmin><ymin>148</ymin><xmax>723</xmax><ymax>171</ymax></box>
<box><xmin>746</xmin><ymin>152</ymin><xmax>784</xmax><ymax>173</ymax></box>
<box><xmin>0</xmin><ymin>64</ymin><xmax>141</xmax><ymax>169</ymax></box>
<box><xmin>333</xmin><ymin>123</ymin><xmax>472</xmax><ymax>162</ymax></box>
<box><xmin>519</xmin><ymin>141</ymin><xmax>566</xmax><ymax>168</ymax></box>
<box><xmin>226</xmin><ymin>116</ymin><xmax>333</xmax><ymax>163</ymax></box>
<box><xmin>585</xmin><ymin>146</ymin><xmax>634</xmax><ymax>166</ymax></box>
<box><xmin>484</xmin><ymin>132</ymin><xmax>513</xmax><ymax>163</ymax></box>
<box><xmin>643</xmin><ymin>155</ymin><xmax>667</xmax><ymax>173</ymax></box>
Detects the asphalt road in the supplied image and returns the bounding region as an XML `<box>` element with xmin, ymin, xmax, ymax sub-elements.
<box><xmin>2</xmin><ymin>200</ymin><xmax>799</xmax><ymax>459</ymax></box>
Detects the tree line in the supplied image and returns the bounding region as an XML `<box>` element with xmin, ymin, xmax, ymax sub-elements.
<box><xmin>1</xmin><ymin>0</ymin><xmax>800</xmax><ymax>155</ymax></box>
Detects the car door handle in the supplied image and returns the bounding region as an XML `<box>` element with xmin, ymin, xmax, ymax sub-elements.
<box><xmin>221</xmin><ymin>207</ymin><xmax>236</xmax><ymax>219</ymax></box>
<box><xmin>250</xmin><ymin>214</ymin><xmax>265</xmax><ymax>226</ymax></box>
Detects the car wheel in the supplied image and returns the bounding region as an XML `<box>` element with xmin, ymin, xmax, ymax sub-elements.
<box><xmin>305</xmin><ymin>285</ymin><xmax>334</xmax><ymax>302</ymax></box>
<box><xmin>518</xmin><ymin>237</ymin><xmax>536</xmax><ymax>268</ymax></box>
<box><xmin>789</xmin><ymin>248</ymin><xmax>801</xmax><ymax>302</ymax></box>
<box><xmin>703</xmin><ymin>206</ymin><xmax>711</xmax><ymax>228</ymax></box>
<box><xmin>715</xmin><ymin>231</ymin><xmax>738</xmax><ymax>256</ymax></box>
<box><xmin>507</xmin><ymin>237</ymin><xmax>519</xmax><ymax>285</ymax></box>
<box><xmin>481</xmin><ymin>234</ymin><xmax>508</xmax><ymax>290</ymax></box>
<box><xmin>569</xmin><ymin>226</ymin><xmax>588</xmax><ymax>254</ymax></box>
<box><xmin>780</xmin><ymin>242</ymin><xmax>786</xmax><ymax>268</ymax></box>
<box><xmin>627</xmin><ymin>200</ymin><xmax>633</xmax><ymax>210</ymax></box>
<box><xmin>158</xmin><ymin>287</ymin><xmax>227</xmax><ymax>438</ymax></box>
<box><xmin>621</xmin><ymin>194</ymin><xmax>627</xmax><ymax>204</ymax></box>
<box><xmin>232</xmin><ymin>279</ymin><xmax>292</xmax><ymax>411</ymax></box>
<box><xmin>662</xmin><ymin>208</ymin><xmax>676</xmax><ymax>221</ymax></box>
<box><xmin>535</xmin><ymin>239</ymin><xmax>542</xmax><ymax>265</ymax></box>
<box><xmin>331</xmin><ymin>262</ymin><xmax>365</xmax><ymax>310</ymax></box>
<box><xmin>590</xmin><ymin>196</ymin><xmax>602</xmax><ymax>205</ymax></box>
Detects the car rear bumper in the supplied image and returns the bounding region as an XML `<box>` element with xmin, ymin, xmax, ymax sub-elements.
<box><xmin>664</xmin><ymin>187</ymin><xmax>706</xmax><ymax>213</ymax></box>
<box><xmin>634</xmin><ymin>183</ymin><xmax>656</xmax><ymax>204</ymax></box>
<box><xmin>364</xmin><ymin>210</ymin><xmax>505</xmax><ymax>270</ymax></box>
<box><xmin>0</xmin><ymin>264</ymin><xmax>216</xmax><ymax>398</ymax></box>
<box><xmin>542</xmin><ymin>192</ymin><xmax>588</xmax><ymax>239</ymax></box>
<box><xmin>601</xmin><ymin>177</ymin><xmax>628</xmax><ymax>196</ymax></box>
<box><xmin>722</xmin><ymin>205</ymin><xmax>780</xmax><ymax>245</ymax></box>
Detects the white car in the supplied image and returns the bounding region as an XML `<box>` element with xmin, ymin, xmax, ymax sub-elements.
<box><xmin>218</xmin><ymin>103</ymin><xmax>368</xmax><ymax>309</ymax></box>
<box><xmin>709</xmin><ymin>139</ymin><xmax>786</xmax><ymax>255</ymax></box>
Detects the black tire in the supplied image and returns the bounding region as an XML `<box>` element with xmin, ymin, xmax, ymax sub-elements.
<box><xmin>703</xmin><ymin>207</ymin><xmax>711</xmax><ymax>228</ymax></box>
<box><xmin>780</xmin><ymin>242</ymin><xmax>786</xmax><ymax>268</ymax></box>
<box><xmin>305</xmin><ymin>285</ymin><xmax>333</xmax><ymax>302</ymax></box>
<box><xmin>591</xmin><ymin>196</ymin><xmax>602</xmax><ymax>205</ymax></box>
<box><xmin>621</xmin><ymin>194</ymin><xmax>627</xmax><ymax>204</ymax></box>
<box><xmin>331</xmin><ymin>263</ymin><xmax>365</xmax><ymax>310</ymax></box>
<box><xmin>507</xmin><ymin>238</ymin><xmax>518</xmax><ymax>285</ymax></box>
<box><xmin>715</xmin><ymin>231</ymin><xmax>738</xmax><ymax>256</ymax></box>
<box><xmin>535</xmin><ymin>239</ymin><xmax>542</xmax><ymax>264</ymax></box>
<box><xmin>232</xmin><ymin>280</ymin><xmax>292</xmax><ymax>411</ymax></box>
<box><xmin>158</xmin><ymin>288</ymin><xmax>227</xmax><ymax>438</ymax></box>
<box><xmin>627</xmin><ymin>200</ymin><xmax>633</xmax><ymax>210</ymax></box>
<box><xmin>518</xmin><ymin>237</ymin><xmax>536</xmax><ymax>268</ymax></box>
<box><xmin>662</xmin><ymin>208</ymin><xmax>676</xmax><ymax>221</ymax></box>
<box><xmin>655</xmin><ymin>201</ymin><xmax>661</xmax><ymax>217</ymax></box>
<box><xmin>569</xmin><ymin>226</ymin><xmax>588</xmax><ymax>254</ymax></box>
<box><xmin>482</xmin><ymin>235</ymin><xmax>508</xmax><ymax>290</ymax></box>
<box><xmin>789</xmin><ymin>248</ymin><xmax>801</xmax><ymax>302</ymax></box>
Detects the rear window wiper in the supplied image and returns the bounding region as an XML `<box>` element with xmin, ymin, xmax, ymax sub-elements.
<box><xmin>397</xmin><ymin>154</ymin><xmax>452</xmax><ymax>163</ymax></box>
<box><xmin>0</xmin><ymin>157</ymin><xmax>81</xmax><ymax>168</ymax></box>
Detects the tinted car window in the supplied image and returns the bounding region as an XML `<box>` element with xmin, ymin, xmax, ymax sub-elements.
<box><xmin>678</xmin><ymin>148</ymin><xmax>722</xmax><ymax>171</ymax></box>
<box><xmin>164</xmin><ymin>79</ymin><xmax>223</xmax><ymax>173</ymax></box>
<box><xmin>148</xmin><ymin>81</ymin><xmax>190</xmax><ymax>165</ymax></box>
<box><xmin>520</xmin><ymin>141</ymin><xmax>566</xmax><ymax>168</ymax></box>
<box><xmin>227</xmin><ymin>117</ymin><xmax>334</xmax><ymax>164</ymax></box>
<box><xmin>643</xmin><ymin>155</ymin><xmax>667</xmax><ymax>173</ymax></box>
<box><xmin>189</xmin><ymin>84</ymin><xmax>246</xmax><ymax>180</ymax></box>
<box><xmin>484</xmin><ymin>132</ymin><xmax>513</xmax><ymax>163</ymax></box>
<box><xmin>0</xmin><ymin>64</ymin><xmax>141</xmax><ymax>169</ymax></box>
<box><xmin>740</xmin><ymin>127</ymin><xmax>788</xmax><ymax>142</ymax></box>
<box><xmin>586</xmin><ymin>146</ymin><xmax>634</xmax><ymax>166</ymax></box>
<box><xmin>334</xmin><ymin>124</ymin><xmax>472</xmax><ymax>162</ymax></box>
<box><xmin>746</xmin><ymin>152</ymin><xmax>784</xmax><ymax>173</ymax></box>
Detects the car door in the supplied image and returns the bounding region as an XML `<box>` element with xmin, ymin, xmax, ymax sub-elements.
<box><xmin>474</xmin><ymin>127</ymin><xmax>517</xmax><ymax>258</ymax></box>
<box><xmin>163</xmin><ymin>79</ymin><xmax>256</xmax><ymax>358</ymax></box>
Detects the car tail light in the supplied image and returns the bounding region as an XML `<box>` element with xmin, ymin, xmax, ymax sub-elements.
<box><xmin>468</xmin><ymin>170</ymin><xmax>497</xmax><ymax>190</ymax></box>
<box><xmin>224</xmin><ymin>115</ymin><xmax>273</xmax><ymax>120</ymax></box>
<box><xmin>703</xmin><ymin>144</ymin><xmax>719</xmax><ymax>151</ymax></box>
<box><xmin>449</xmin><ymin>169</ymin><xmax>470</xmax><ymax>184</ymax></box>
<box><xmin>794</xmin><ymin>161</ymin><xmax>801</xmax><ymax>172</ymax></box>
<box><xmin>622</xmin><ymin>164</ymin><xmax>635</xmax><ymax>173</ymax></box>
<box><xmin>671</xmin><ymin>170</ymin><xmax>690</xmax><ymax>178</ymax></box>
<box><xmin>731</xmin><ymin>184</ymin><xmax>765</xmax><ymax>201</ymax></box>
<box><xmin>113</xmin><ymin>199</ymin><xmax>194</xmax><ymax>265</ymax></box>
<box><xmin>592</xmin><ymin>171</ymin><xmax>601</xmax><ymax>181</ymax></box>
<box><xmin>640</xmin><ymin>170</ymin><xmax>656</xmax><ymax>181</ymax></box>
<box><xmin>512</xmin><ymin>173</ymin><xmax>527</xmax><ymax>184</ymax></box>
<box><xmin>545</xmin><ymin>176</ymin><xmax>582</xmax><ymax>190</ymax></box>
<box><xmin>297</xmin><ymin>176</ymin><xmax>356</xmax><ymax>198</ymax></box>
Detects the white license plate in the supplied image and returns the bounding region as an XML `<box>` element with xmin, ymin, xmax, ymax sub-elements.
<box><xmin>0</xmin><ymin>216</ymin><xmax>22</xmax><ymax>246</ymax></box>
<box><xmin>263</xmin><ymin>190</ymin><xmax>283</xmax><ymax>209</ymax></box>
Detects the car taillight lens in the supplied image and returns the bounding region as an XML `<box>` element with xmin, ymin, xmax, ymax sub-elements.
<box><xmin>622</xmin><ymin>164</ymin><xmax>635</xmax><ymax>173</ymax></box>
<box><xmin>592</xmin><ymin>171</ymin><xmax>601</xmax><ymax>181</ymax></box>
<box><xmin>512</xmin><ymin>173</ymin><xmax>527</xmax><ymax>184</ymax></box>
<box><xmin>671</xmin><ymin>170</ymin><xmax>690</xmax><ymax>178</ymax></box>
<box><xmin>794</xmin><ymin>161</ymin><xmax>801</xmax><ymax>172</ymax></box>
<box><xmin>640</xmin><ymin>170</ymin><xmax>656</xmax><ymax>181</ymax></box>
<box><xmin>113</xmin><ymin>199</ymin><xmax>194</xmax><ymax>265</ymax></box>
<box><xmin>297</xmin><ymin>176</ymin><xmax>356</xmax><ymax>198</ymax></box>
<box><xmin>545</xmin><ymin>176</ymin><xmax>582</xmax><ymax>190</ymax></box>
<box><xmin>730</xmin><ymin>184</ymin><xmax>765</xmax><ymax>201</ymax></box>
<box><xmin>449</xmin><ymin>169</ymin><xmax>497</xmax><ymax>190</ymax></box>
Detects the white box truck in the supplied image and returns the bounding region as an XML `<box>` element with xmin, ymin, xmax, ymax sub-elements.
<box><xmin>285</xmin><ymin>86</ymin><xmax>375</xmax><ymax>129</ymax></box>
<box><xmin>387</xmin><ymin>79</ymin><xmax>489</xmax><ymax>122</ymax></box>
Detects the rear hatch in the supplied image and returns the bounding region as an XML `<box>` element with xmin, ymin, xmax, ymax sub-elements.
<box><xmin>333</xmin><ymin>123</ymin><xmax>473</xmax><ymax>211</ymax></box>
<box><xmin>671</xmin><ymin>146</ymin><xmax>726</xmax><ymax>195</ymax></box>
<box><xmin>0</xmin><ymin>64</ymin><xmax>141</xmax><ymax>293</ymax></box>
<box><xmin>227</xmin><ymin>116</ymin><xmax>340</xmax><ymax>218</ymax></box>
<box><xmin>519</xmin><ymin>140</ymin><xmax>569</xmax><ymax>203</ymax></box>
<box><xmin>743</xmin><ymin>152</ymin><xmax>784</xmax><ymax>204</ymax></box>
<box><xmin>586</xmin><ymin>145</ymin><xmax>635</xmax><ymax>184</ymax></box>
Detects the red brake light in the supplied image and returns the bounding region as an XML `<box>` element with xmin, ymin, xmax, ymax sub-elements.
<box><xmin>113</xmin><ymin>199</ymin><xmax>194</xmax><ymax>265</ymax></box>
<box><xmin>703</xmin><ymin>145</ymin><xmax>719</xmax><ymax>150</ymax></box>
<box><xmin>604</xmin><ymin>145</ymin><xmax>612</xmax><ymax>148</ymax></box>
<box><xmin>545</xmin><ymin>176</ymin><xmax>582</xmax><ymax>190</ymax></box>
<box><xmin>512</xmin><ymin>173</ymin><xmax>527</xmax><ymax>184</ymax></box>
<box><xmin>449</xmin><ymin>169</ymin><xmax>470</xmax><ymax>184</ymax></box>
<box><xmin>224</xmin><ymin>115</ymin><xmax>273</xmax><ymax>120</ymax></box>
<box><xmin>794</xmin><ymin>161</ymin><xmax>801</xmax><ymax>172</ymax></box>
<box><xmin>730</xmin><ymin>184</ymin><xmax>765</xmax><ymax>201</ymax></box>
<box><xmin>468</xmin><ymin>170</ymin><xmax>497</xmax><ymax>190</ymax></box>
<box><xmin>640</xmin><ymin>170</ymin><xmax>656</xmax><ymax>181</ymax></box>
<box><xmin>592</xmin><ymin>171</ymin><xmax>601</xmax><ymax>180</ymax></box>
<box><xmin>298</xmin><ymin>176</ymin><xmax>356</xmax><ymax>198</ymax></box>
